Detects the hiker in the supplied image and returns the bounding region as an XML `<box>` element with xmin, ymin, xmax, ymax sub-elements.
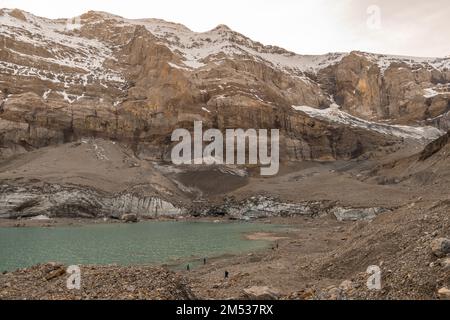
<box><xmin>187</xmin><ymin>264</ymin><xmax>190</xmax><ymax>271</ymax></box>
<box><xmin>203</xmin><ymin>258</ymin><xmax>207</xmax><ymax>265</ymax></box>
<box><xmin>224</xmin><ymin>270</ymin><xmax>229</xmax><ymax>279</ymax></box>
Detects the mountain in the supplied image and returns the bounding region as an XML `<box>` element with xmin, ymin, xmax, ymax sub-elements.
<box><xmin>0</xmin><ymin>8</ymin><xmax>449</xmax><ymax>219</ymax></box>
<box><xmin>2</xmin><ymin>8</ymin><xmax>450</xmax><ymax>301</ymax></box>
<box><xmin>1</xmin><ymin>8</ymin><xmax>449</xmax><ymax>159</ymax></box>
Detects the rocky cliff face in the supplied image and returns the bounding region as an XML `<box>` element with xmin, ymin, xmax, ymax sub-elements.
<box><xmin>1</xmin><ymin>9</ymin><xmax>448</xmax><ymax>162</ymax></box>
<box><xmin>320</xmin><ymin>52</ymin><xmax>450</xmax><ymax>123</ymax></box>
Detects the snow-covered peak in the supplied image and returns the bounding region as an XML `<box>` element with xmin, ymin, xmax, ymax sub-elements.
<box><xmin>8</xmin><ymin>9</ymin><xmax>341</xmax><ymax>74</ymax></box>
<box><xmin>352</xmin><ymin>51</ymin><xmax>450</xmax><ymax>73</ymax></box>
<box><xmin>0</xmin><ymin>9</ymin><xmax>125</xmax><ymax>86</ymax></box>
<box><xmin>2</xmin><ymin>9</ymin><xmax>449</xmax><ymax>86</ymax></box>
<box><xmin>121</xmin><ymin>16</ymin><xmax>349</xmax><ymax>73</ymax></box>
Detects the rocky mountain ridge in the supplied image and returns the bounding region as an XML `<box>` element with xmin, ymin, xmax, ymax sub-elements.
<box><xmin>1</xmin><ymin>8</ymin><xmax>449</xmax><ymax>161</ymax></box>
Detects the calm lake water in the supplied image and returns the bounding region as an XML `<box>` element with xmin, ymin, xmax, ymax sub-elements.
<box><xmin>0</xmin><ymin>221</ymin><xmax>283</xmax><ymax>272</ymax></box>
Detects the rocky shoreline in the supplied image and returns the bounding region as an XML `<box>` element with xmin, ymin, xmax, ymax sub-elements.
<box><xmin>1</xmin><ymin>201</ymin><xmax>449</xmax><ymax>300</ymax></box>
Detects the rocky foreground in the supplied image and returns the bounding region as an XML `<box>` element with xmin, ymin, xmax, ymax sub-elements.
<box><xmin>186</xmin><ymin>201</ymin><xmax>450</xmax><ymax>301</ymax></box>
<box><xmin>0</xmin><ymin>263</ymin><xmax>195</xmax><ymax>300</ymax></box>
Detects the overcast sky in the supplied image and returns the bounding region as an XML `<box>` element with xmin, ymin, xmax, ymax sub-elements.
<box><xmin>1</xmin><ymin>0</ymin><xmax>449</xmax><ymax>57</ymax></box>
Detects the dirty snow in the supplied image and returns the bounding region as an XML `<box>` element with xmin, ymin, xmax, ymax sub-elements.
<box><xmin>30</xmin><ymin>215</ymin><xmax>51</xmax><ymax>221</ymax></box>
<box><xmin>292</xmin><ymin>105</ymin><xmax>444</xmax><ymax>141</ymax></box>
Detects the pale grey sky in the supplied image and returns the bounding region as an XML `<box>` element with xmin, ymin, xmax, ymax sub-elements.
<box><xmin>1</xmin><ymin>0</ymin><xmax>449</xmax><ymax>57</ymax></box>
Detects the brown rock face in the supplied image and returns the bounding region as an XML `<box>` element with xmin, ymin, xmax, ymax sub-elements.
<box><xmin>0</xmin><ymin>9</ymin><xmax>448</xmax><ymax>161</ymax></box>
<box><xmin>431</xmin><ymin>238</ymin><xmax>450</xmax><ymax>258</ymax></box>
<box><xmin>332</xmin><ymin>53</ymin><xmax>384</xmax><ymax>118</ymax></box>
<box><xmin>322</xmin><ymin>52</ymin><xmax>450</xmax><ymax>124</ymax></box>
<box><xmin>419</xmin><ymin>131</ymin><xmax>450</xmax><ymax>161</ymax></box>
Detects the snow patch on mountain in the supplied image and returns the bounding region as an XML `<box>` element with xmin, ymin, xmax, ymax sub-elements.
<box><xmin>292</xmin><ymin>105</ymin><xmax>444</xmax><ymax>141</ymax></box>
<box><xmin>42</xmin><ymin>89</ymin><xmax>52</xmax><ymax>99</ymax></box>
<box><xmin>167</xmin><ymin>62</ymin><xmax>192</xmax><ymax>71</ymax></box>
<box><xmin>423</xmin><ymin>88</ymin><xmax>440</xmax><ymax>98</ymax></box>
<box><xmin>0</xmin><ymin>9</ymin><xmax>125</xmax><ymax>85</ymax></box>
<box><xmin>356</xmin><ymin>52</ymin><xmax>450</xmax><ymax>73</ymax></box>
<box><xmin>422</xmin><ymin>84</ymin><xmax>450</xmax><ymax>98</ymax></box>
<box><xmin>56</xmin><ymin>91</ymin><xmax>85</xmax><ymax>104</ymax></box>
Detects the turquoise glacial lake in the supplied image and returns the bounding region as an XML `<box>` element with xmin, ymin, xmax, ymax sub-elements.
<box><xmin>0</xmin><ymin>221</ymin><xmax>283</xmax><ymax>272</ymax></box>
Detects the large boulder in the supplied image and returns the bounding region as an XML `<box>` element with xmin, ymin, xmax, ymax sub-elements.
<box><xmin>437</xmin><ymin>287</ymin><xmax>450</xmax><ymax>300</ymax></box>
<box><xmin>121</xmin><ymin>214</ymin><xmax>139</xmax><ymax>223</ymax></box>
<box><xmin>431</xmin><ymin>238</ymin><xmax>450</xmax><ymax>258</ymax></box>
<box><xmin>332</xmin><ymin>207</ymin><xmax>387</xmax><ymax>222</ymax></box>
<box><xmin>242</xmin><ymin>286</ymin><xmax>280</xmax><ymax>300</ymax></box>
